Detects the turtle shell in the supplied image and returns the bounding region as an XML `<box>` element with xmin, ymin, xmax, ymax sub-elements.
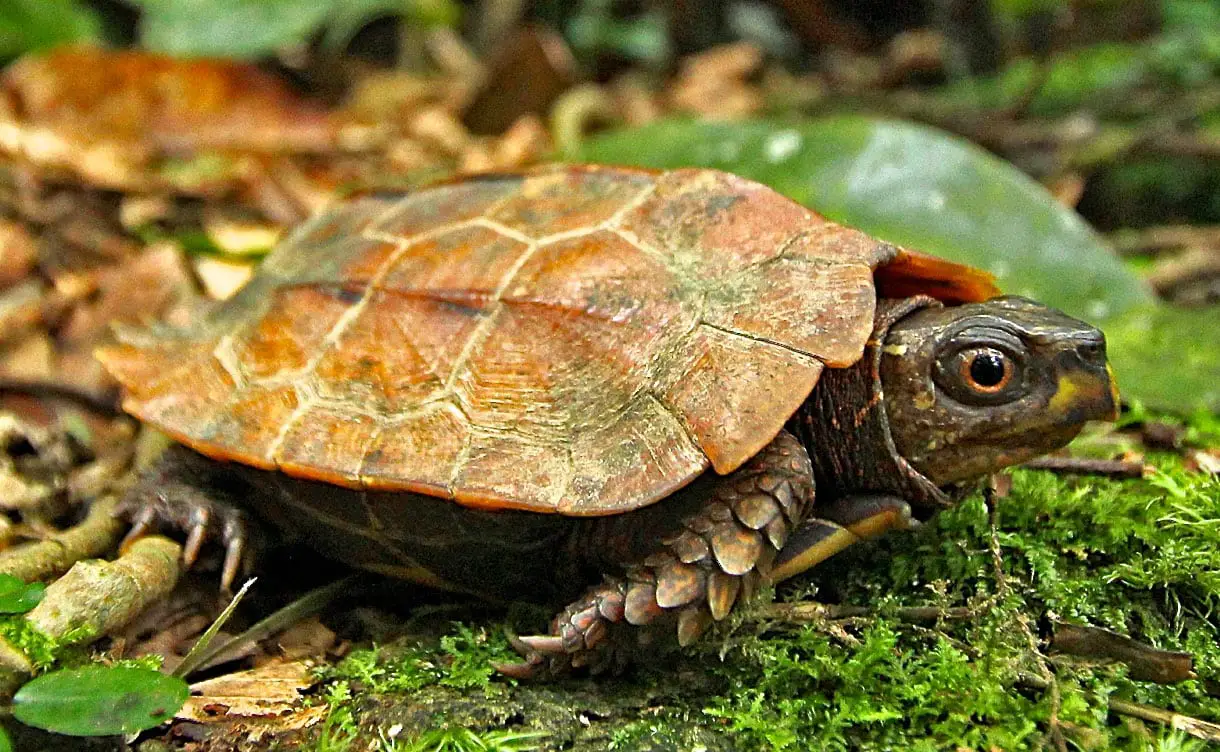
<box><xmin>98</xmin><ymin>165</ymin><xmax>997</xmax><ymax>515</ymax></box>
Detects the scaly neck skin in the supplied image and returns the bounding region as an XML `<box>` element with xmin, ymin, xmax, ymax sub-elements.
<box><xmin>786</xmin><ymin>297</ymin><xmax>954</xmax><ymax>513</ymax></box>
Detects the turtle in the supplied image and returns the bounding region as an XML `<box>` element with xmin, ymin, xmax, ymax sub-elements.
<box><xmin>98</xmin><ymin>164</ymin><xmax>1119</xmax><ymax>676</ymax></box>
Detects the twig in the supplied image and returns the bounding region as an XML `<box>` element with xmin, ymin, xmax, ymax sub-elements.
<box><xmin>1051</xmin><ymin>621</ymin><xmax>1194</xmax><ymax>684</ymax></box>
<box><xmin>1022</xmin><ymin>456</ymin><xmax>1147</xmax><ymax>478</ymax></box>
<box><xmin>1109</xmin><ymin>225</ymin><xmax>1220</xmax><ymax>257</ymax></box>
<box><xmin>0</xmin><ymin>377</ymin><xmax>121</xmax><ymax>416</ymax></box>
<box><xmin>25</xmin><ymin>535</ymin><xmax>181</xmax><ymax>643</ymax></box>
<box><xmin>0</xmin><ymin>495</ymin><xmax>123</xmax><ymax>582</ymax></box>
<box><xmin>550</xmin><ymin>84</ymin><xmax>621</xmax><ymax>154</ymax></box>
<box><xmin>1019</xmin><ymin>673</ymin><xmax>1220</xmax><ymax>743</ymax></box>
<box><xmin>1145</xmin><ymin>247</ymin><xmax>1220</xmax><ymax>296</ymax></box>
<box><xmin>760</xmin><ymin>601</ymin><xmax>976</xmax><ymax>623</ymax></box>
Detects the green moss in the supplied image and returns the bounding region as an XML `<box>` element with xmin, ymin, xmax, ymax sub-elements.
<box><xmin>700</xmin><ymin>450</ymin><xmax>1220</xmax><ymax>750</ymax></box>
<box><xmin>303</xmin><ymin>445</ymin><xmax>1219</xmax><ymax>750</ymax></box>
<box><xmin>327</xmin><ymin>622</ymin><xmax>518</xmax><ymax>697</ymax></box>
<box><xmin>384</xmin><ymin>727</ymin><xmax>547</xmax><ymax>752</ymax></box>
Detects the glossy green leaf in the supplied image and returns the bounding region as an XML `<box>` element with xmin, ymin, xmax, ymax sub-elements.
<box><xmin>0</xmin><ymin>575</ymin><xmax>43</xmax><ymax>614</ymax></box>
<box><xmin>0</xmin><ymin>0</ymin><xmax>101</xmax><ymax>59</ymax></box>
<box><xmin>1104</xmin><ymin>306</ymin><xmax>1220</xmax><ymax>414</ymax></box>
<box><xmin>135</xmin><ymin>0</ymin><xmax>457</xmax><ymax>59</ymax></box>
<box><xmin>572</xmin><ymin>117</ymin><xmax>1218</xmax><ymax>412</ymax></box>
<box><xmin>13</xmin><ymin>666</ymin><xmax>188</xmax><ymax>737</ymax></box>
<box><xmin>136</xmin><ymin>0</ymin><xmax>331</xmax><ymax>58</ymax></box>
<box><xmin>0</xmin><ymin>725</ymin><xmax>10</xmax><ymax>752</ymax></box>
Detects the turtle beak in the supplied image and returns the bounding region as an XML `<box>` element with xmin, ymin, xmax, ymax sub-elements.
<box><xmin>1047</xmin><ymin>329</ymin><xmax>1120</xmax><ymax>425</ymax></box>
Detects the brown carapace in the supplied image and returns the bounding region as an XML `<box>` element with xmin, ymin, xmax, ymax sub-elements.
<box><xmin>102</xmin><ymin>165</ymin><xmax>1114</xmax><ymax>677</ymax></box>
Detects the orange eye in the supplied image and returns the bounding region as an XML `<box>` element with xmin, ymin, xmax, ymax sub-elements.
<box><xmin>960</xmin><ymin>348</ymin><xmax>1012</xmax><ymax>394</ymax></box>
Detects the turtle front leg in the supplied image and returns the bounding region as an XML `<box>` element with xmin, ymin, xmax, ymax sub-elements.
<box><xmin>769</xmin><ymin>495</ymin><xmax>918</xmax><ymax>583</ymax></box>
<box><xmin>119</xmin><ymin>444</ymin><xmax>261</xmax><ymax>590</ymax></box>
<box><xmin>501</xmin><ymin>430</ymin><xmax>816</xmax><ymax>678</ymax></box>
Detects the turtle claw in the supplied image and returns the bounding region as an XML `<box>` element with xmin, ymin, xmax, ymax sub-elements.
<box><xmin>220</xmin><ymin>531</ymin><xmax>245</xmax><ymax>593</ymax></box>
<box><xmin>119</xmin><ymin>505</ymin><xmax>157</xmax><ymax>554</ymax></box>
<box><xmin>514</xmin><ymin>634</ymin><xmax>566</xmax><ymax>655</ymax></box>
<box><xmin>182</xmin><ymin>506</ymin><xmax>211</xmax><ymax>568</ymax></box>
<box><xmin>494</xmin><ymin>659</ymin><xmax>542</xmax><ymax>680</ymax></box>
<box><xmin>117</xmin><ymin>447</ymin><xmax>262</xmax><ymax>589</ymax></box>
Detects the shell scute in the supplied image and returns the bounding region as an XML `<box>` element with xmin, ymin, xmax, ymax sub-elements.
<box><xmin>486</xmin><ymin>166</ymin><xmax>653</xmax><ymax>238</ymax></box>
<box><xmin>369</xmin><ymin>176</ymin><xmax>521</xmax><ymax>239</ymax></box>
<box><xmin>276</xmin><ymin>407</ymin><xmax>379</xmax><ymax>484</ymax></box>
<box><xmin>359</xmin><ymin>407</ymin><xmax>468</xmax><ymax>495</ymax></box>
<box><xmin>229</xmin><ymin>285</ymin><xmax>352</xmax><ymax>379</ymax></box>
<box><xmin>198</xmin><ymin>384</ymin><xmax>298</xmax><ymax>465</ymax></box>
<box><xmin>311</xmin><ymin>291</ymin><xmax>444</xmax><ymax>409</ymax></box>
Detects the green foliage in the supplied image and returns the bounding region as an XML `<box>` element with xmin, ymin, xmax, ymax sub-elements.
<box><xmin>11</xmin><ymin>665</ymin><xmax>189</xmax><ymax>737</ymax></box>
<box><xmin>565</xmin><ymin>0</ymin><xmax>669</xmax><ymax>69</ymax></box>
<box><xmin>132</xmin><ymin>0</ymin><xmax>459</xmax><ymax>60</ymax></box>
<box><xmin>0</xmin><ymin>576</ymin><xmax>43</xmax><ymax>615</ymax></box>
<box><xmin>948</xmin><ymin>0</ymin><xmax>1220</xmax><ymax>114</ymax></box>
<box><xmin>699</xmin><ymin>457</ymin><xmax>1220</xmax><ymax>749</ymax></box>
<box><xmin>0</xmin><ymin>0</ymin><xmax>100</xmax><ymax>59</ymax></box>
<box><xmin>385</xmin><ymin>727</ymin><xmax>546</xmax><ymax>752</ymax></box>
<box><xmin>0</xmin><ymin>618</ymin><xmax>60</xmax><ymax>670</ymax></box>
<box><xmin>313</xmin><ymin>700</ymin><xmax>360</xmax><ymax>752</ymax></box>
<box><xmin>572</xmin><ymin>116</ymin><xmax>1220</xmax><ymax>412</ymax></box>
<box><xmin>328</xmin><ymin>622</ymin><xmax>516</xmax><ymax>695</ymax></box>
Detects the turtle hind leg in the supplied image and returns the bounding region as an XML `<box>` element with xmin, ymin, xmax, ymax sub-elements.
<box><xmin>500</xmin><ymin>430</ymin><xmax>816</xmax><ymax>679</ymax></box>
<box><xmin>119</xmin><ymin>444</ymin><xmax>262</xmax><ymax>591</ymax></box>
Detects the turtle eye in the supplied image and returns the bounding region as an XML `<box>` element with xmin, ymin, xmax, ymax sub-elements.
<box><xmin>962</xmin><ymin>348</ymin><xmax>1012</xmax><ymax>392</ymax></box>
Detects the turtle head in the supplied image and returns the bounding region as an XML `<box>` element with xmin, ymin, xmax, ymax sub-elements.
<box><xmin>880</xmin><ymin>296</ymin><xmax>1119</xmax><ymax>487</ymax></box>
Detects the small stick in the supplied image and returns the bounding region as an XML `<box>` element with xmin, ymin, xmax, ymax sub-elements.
<box><xmin>0</xmin><ymin>377</ymin><xmax>121</xmax><ymax>416</ymax></box>
<box><xmin>760</xmin><ymin>602</ymin><xmax>976</xmax><ymax>623</ymax></box>
<box><xmin>1019</xmin><ymin>673</ymin><xmax>1220</xmax><ymax>743</ymax></box>
<box><xmin>1022</xmin><ymin>456</ymin><xmax>1147</xmax><ymax>479</ymax></box>
<box><xmin>0</xmin><ymin>495</ymin><xmax>123</xmax><ymax>582</ymax></box>
<box><xmin>25</xmin><ymin>535</ymin><xmax>181</xmax><ymax>643</ymax></box>
<box><xmin>1109</xmin><ymin>225</ymin><xmax>1220</xmax><ymax>256</ymax></box>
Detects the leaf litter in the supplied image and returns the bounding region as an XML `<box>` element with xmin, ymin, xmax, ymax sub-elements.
<box><xmin>0</xmin><ymin>14</ymin><xmax>1216</xmax><ymax>750</ymax></box>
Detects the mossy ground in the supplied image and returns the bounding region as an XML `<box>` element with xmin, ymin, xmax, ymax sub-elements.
<box><xmin>283</xmin><ymin>419</ymin><xmax>1220</xmax><ymax>751</ymax></box>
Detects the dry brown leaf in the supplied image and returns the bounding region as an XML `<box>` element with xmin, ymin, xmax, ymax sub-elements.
<box><xmin>193</xmin><ymin>256</ymin><xmax>255</xmax><ymax>301</ymax></box>
<box><xmin>0</xmin><ymin>281</ymin><xmax>46</xmax><ymax>347</ymax></box>
<box><xmin>275</xmin><ymin>616</ymin><xmax>338</xmax><ymax>661</ymax></box>
<box><xmin>669</xmin><ymin>43</ymin><xmax>765</xmax><ymax>119</ymax></box>
<box><xmin>58</xmin><ymin>243</ymin><xmax>196</xmax><ymax>344</ymax></box>
<box><xmin>0</xmin><ymin>220</ymin><xmax>37</xmax><ymax>288</ymax></box>
<box><xmin>2</xmin><ymin>48</ymin><xmax>341</xmax><ymax>195</ymax></box>
<box><xmin>1187</xmin><ymin>449</ymin><xmax>1220</xmax><ymax>475</ymax></box>
<box><xmin>179</xmin><ymin>659</ymin><xmax>321</xmax><ymax>726</ymax></box>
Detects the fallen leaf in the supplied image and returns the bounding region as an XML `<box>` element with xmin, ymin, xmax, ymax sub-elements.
<box><xmin>0</xmin><ymin>220</ymin><xmax>37</xmax><ymax>288</ymax></box>
<box><xmin>1187</xmin><ymin>449</ymin><xmax>1220</xmax><ymax>475</ymax></box>
<box><xmin>178</xmin><ymin>659</ymin><xmax>320</xmax><ymax>726</ymax></box>
<box><xmin>1</xmin><ymin>48</ymin><xmax>340</xmax><ymax>194</ymax></box>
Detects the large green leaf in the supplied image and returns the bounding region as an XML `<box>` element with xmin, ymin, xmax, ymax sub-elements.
<box><xmin>136</xmin><ymin>0</ymin><xmax>332</xmax><ymax>58</ymax></box>
<box><xmin>0</xmin><ymin>0</ymin><xmax>101</xmax><ymax>59</ymax></box>
<box><xmin>13</xmin><ymin>666</ymin><xmax>188</xmax><ymax>737</ymax></box>
<box><xmin>571</xmin><ymin>117</ymin><xmax>1218</xmax><ymax>411</ymax></box>
<box><xmin>134</xmin><ymin>0</ymin><xmax>458</xmax><ymax>59</ymax></box>
<box><xmin>0</xmin><ymin>574</ymin><xmax>43</xmax><ymax>614</ymax></box>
